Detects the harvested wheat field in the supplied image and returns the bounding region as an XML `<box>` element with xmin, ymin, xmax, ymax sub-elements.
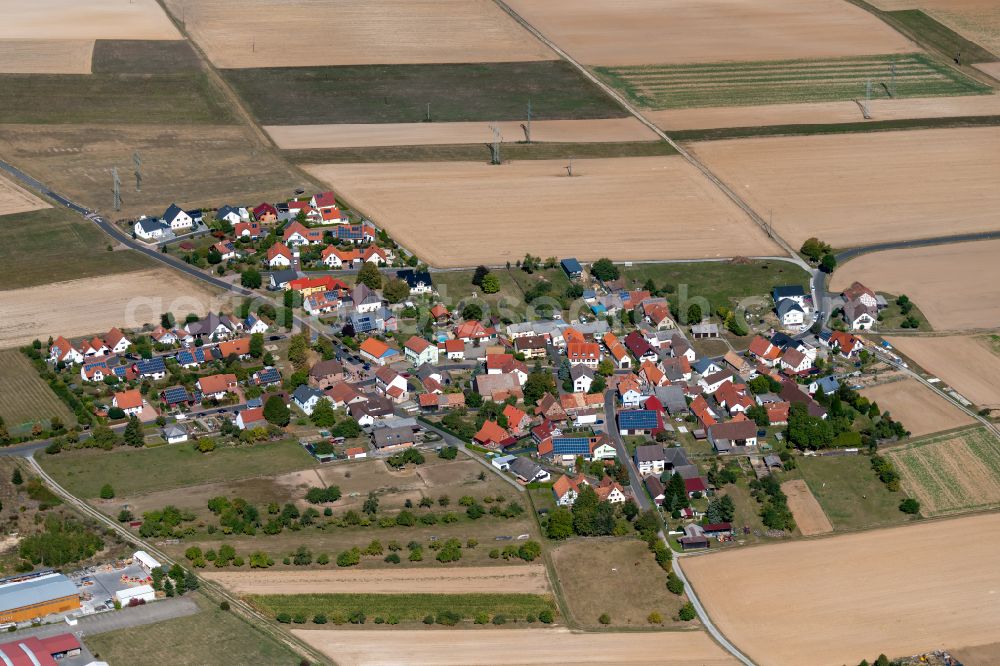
<box><xmin>688</xmin><ymin>127</ymin><xmax>1000</xmax><ymax>249</ymax></box>
<box><xmin>885</xmin><ymin>335</ymin><xmax>1000</xmax><ymax>408</ymax></box>
<box><xmin>871</xmin><ymin>0</ymin><xmax>1000</xmax><ymax>55</ymax></box>
<box><xmin>781</xmin><ymin>480</ymin><xmax>833</xmax><ymax>535</ymax></box>
<box><xmin>0</xmin><ymin>173</ymin><xmax>49</xmax><ymax>216</ymax></box>
<box><xmin>504</xmin><ymin>0</ymin><xmax>913</xmax><ymax>66</ymax></box>
<box><xmin>0</xmin><ymin>269</ymin><xmax>223</xmax><ymax>349</ymax></box>
<box><xmin>165</xmin><ymin>0</ymin><xmax>552</xmax><ymax>69</ymax></box>
<box><xmin>0</xmin><ymin>0</ymin><xmax>179</xmax><ymax>41</ymax></box>
<box><xmin>0</xmin><ymin>39</ymin><xmax>95</xmax><ymax>75</ymax></box>
<box><xmin>975</xmin><ymin>62</ymin><xmax>1000</xmax><ymax>80</ymax></box>
<box><xmin>304</xmin><ymin>157</ymin><xmax>778</xmax><ymax>267</ymax></box>
<box><xmin>266</xmin><ymin>119</ymin><xmax>657</xmax><ymax>149</ymax></box>
<box><xmin>833</xmin><ymin>240</ymin><xmax>1000</xmax><ymax>330</ymax></box>
<box><xmin>683</xmin><ymin>512</ymin><xmax>1000</xmax><ymax>666</ymax></box>
<box><xmin>888</xmin><ymin>427</ymin><xmax>1000</xmax><ymax>516</ymax></box>
<box><xmin>651</xmin><ymin>93</ymin><xmax>1000</xmax><ymax>130</ymax></box>
<box><xmin>206</xmin><ymin>565</ymin><xmax>550</xmax><ymax>596</ymax></box>
<box><xmin>294</xmin><ymin>628</ymin><xmax>737</xmax><ymax>666</ymax></box>
<box><xmin>860</xmin><ymin>378</ymin><xmax>975</xmax><ymax>436</ymax></box>
<box><xmin>0</xmin><ymin>124</ymin><xmax>305</xmax><ymax>219</ymax></box>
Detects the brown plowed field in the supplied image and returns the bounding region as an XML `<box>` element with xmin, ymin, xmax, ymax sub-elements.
<box><xmin>266</xmin><ymin>119</ymin><xmax>657</xmax><ymax>149</ymax></box>
<box><xmin>885</xmin><ymin>335</ymin><xmax>1000</xmax><ymax>408</ymax></box>
<box><xmin>0</xmin><ymin>39</ymin><xmax>94</xmax><ymax>75</ymax></box>
<box><xmin>205</xmin><ymin>565</ymin><xmax>550</xmax><ymax>596</ymax></box>
<box><xmin>871</xmin><ymin>0</ymin><xmax>1000</xmax><ymax>55</ymax></box>
<box><xmin>687</xmin><ymin>127</ymin><xmax>1000</xmax><ymax>249</ymax></box>
<box><xmin>165</xmin><ymin>0</ymin><xmax>553</xmax><ymax>69</ymax></box>
<box><xmin>304</xmin><ymin>157</ymin><xmax>778</xmax><ymax>267</ymax></box>
<box><xmin>0</xmin><ymin>269</ymin><xmax>223</xmax><ymax>349</ymax></box>
<box><xmin>975</xmin><ymin>62</ymin><xmax>1000</xmax><ymax>80</ymax></box>
<box><xmin>781</xmin><ymin>480</ymin><xmax>832</xmax><ymax>535</ymax></box>
<box><xmin>504</xmin><ymin>0</ymin><xmax>913</xmax><ymax>66</ymax></box>
<box><xmin>0</xmin><ymin>173</ymin><xmax>49</xmax><ymax>216</ymax></box>
<box><xmin>832</xmin><ymin>240</ymin><xmax>1000</xmax><ymax>330</ymax></box>
<box><xmin>0</xmin><ymin>0</ymin><xmax>180</xmax><ymax>40</ymax></box>
<box><xmin>683</xmin><ymin>512</ymin><xmax>1000</xmax><ymax>665</ymax></box>
<box><xmin>294</xmin><ymin>628</ymin><xmax>738</xmax><ymax>666</ymax></box>
<box><xmin>650</xmin><ymin>94</ymin><xmax>1000</xmax><ymax>130</ymax></box>
<box><xmin>860</xmin><ymin>378</ymin><xmax>975</xmax><ymax>436</ymax></box>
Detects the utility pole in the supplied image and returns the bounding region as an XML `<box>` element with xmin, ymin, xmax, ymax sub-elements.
<box><xmin>489</xmin><ymin>122</ymin><xmax>502</xmax><ymax>165</ymax></box>
<box><xmin>133</xmin><ymin>150</ymin><xmax>142</xmax><ymax>192</ymax></box>
<box><xmin>112</xmin><ymin>167</ymin><xmax>122</xmax><ymax>211</ymax></box>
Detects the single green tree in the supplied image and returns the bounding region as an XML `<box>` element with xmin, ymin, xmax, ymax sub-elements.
<box><xmin>263</xmin><ymin>396</ymin><xmax>291</xmax><ymax>427</ymax></box>
<box><xmin>820</xmin><ymin>253</ymin><xmax>837</xmax><ymax>273</ymax></box>
<box><xmin>590</xmin><ymin>258</ymin><xmax>619</xmax><ymax>282</ymax></box>
<box><xmin>11</xmin><ymin>469</ymin><xmax>22</xmax><ymax>486</ymax></box>
<box><xmin>686</xmin><ymin>303</ymin><xmax>703</xmax><ymax>323</ymax></box>
<box><xmin>382</xmin><ymin>278</ymin><xmax>410</xmax><ymax>304</ymax></box>
<box><xmin>310</xmin><ymin>399</ymin><xmax>337</xmax><ymax>428</ymax></box>
<box><xmin>481</xmin><ymin>273</ymin><xmax>500</xmax><ymax>294</ymax></box>
<box><xmin>240</xmin><ymin>268</ymin><xmax>262</xmax><ymax>289</ymax></box>
<box><xmin>899</xmin><ymin>498</ymin><xmax>921</xmax><ymax>515</ymax></box>
<box><xmin>357</xmin><ymin>262</ymin><xmax>382</xmax><ymax>289</ymax></box>
<box><xmin>123</xmin><ymin>415</ymin><xmax>144</xmax><ymax>447</ymax></box>
<box><xmin>100</xmin><ymin>484</ymin><xmax>115</xmax><ymax>500</ymax></box>
<box><xmin>462</xmin><ymin>302</ymin><xmax>483</xmax><ymax>322</ymax></box>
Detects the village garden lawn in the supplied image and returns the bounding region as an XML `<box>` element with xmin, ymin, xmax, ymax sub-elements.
<box><xmin>86</xmin><ymin>594</ymin><xmax>299</xmax><ymax>666</ymax></box>
<box><xmin>38</xmin><ymin>439</ymin><xmax>317</xmax><ymax>499</ymax></box>
<box><xmin>432</xmin><ymin>266</ymin><xmax>579</xmax><ymax>321</ymax></box>
<box><xmin>550</xmin><ymin>538</ymin><xmax>686</xmax><ymax>628</ymax></box>
<box><xmin>619</xmin><ymin>260</ymin><xmax>810</xmax><ymax>316</ymax></box>
<box><xmin>0</xmin><ymin>208</ymin><xmax>152</xmax><ymax>289</ymax></box>
<box><xmin>797</xmin><ymin>454</ymin><xmax>912</xmax><ymax>531</ymax></box>
<box><xmin>0</xmin><ymin>350</ymin><xmax>75</xmax><ymax>435</ymax></box>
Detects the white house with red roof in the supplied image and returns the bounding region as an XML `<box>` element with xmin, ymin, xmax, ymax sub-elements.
<box><xmin>404</xmin><ymin>336</ymin><xmax>438</xmax><ymax>366</ymax></box>
<box><xmin>310</xmin><ymin>191</ymin><xmax>339</xmax><ymax>212</ymax></box>
<box><xmin>234</xmin><ymin>221</ymin><xmax>262</xmax><ymax>239</ymax></box>
<box><xmin>267</xmin><ymin>242</ymin><xmax>294</xmax><ymax>268</ymax></box>
<box><xmin>283</xmin><ymin>221</ymin><xmax>324</xmax><ymax>246</ymax></box>
<box><xmin>104</xmin><ymin>328</ymin><xmax>131</xmax><ymax>354</ymax></box>
<box><xmin>112</xmin><ymin>389</ymin><xmax>145</xmax><ymax>417</ymax></box>
<box><xmin>48</xmin><ymin>337</ymin><xmax>82</xmax><ymax>364</ymax></box>
<box><xmin>321</xmin><ymin>246</ymin><xmax>360</xmax><ymax>269</ymax></box>
<box><xmin>374</xmin><ymin>366</ymin><xmax>409</xmax><ymax>403</ymax></box>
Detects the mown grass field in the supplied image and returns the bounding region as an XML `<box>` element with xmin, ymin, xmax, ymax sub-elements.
<box><xmin>0</xmin><ymin>68</ymin><xmax>233</xmax><ymax>124</ymax></box>
<box><xmin>597</xmin><ymin>53</ymin><xmax>990</xmax><ymax>110</ymax></box>
<box><xmin>40</xmin><ymin>440</ymin><xmax>317</xmax><ymax>498</ymax></box>
<box><xmin>226</xmin><ymin>61</ymin><xmax>627</xmax><ymax>125</ymax></box>
<box><xmin>798</xmin><ymin>455</ymin><xmax>910</xmax><ymax>531</ymax></box>
<box><xmin>248</xmin><ymin>592</ymin><xmax>555</xmax><ymax>623</ymax></box>
<box><xmin>0</xmin><ymin>350</ymin><xmax>74</xmax><ymax>434</ymax></box>
<box><xmin>86</xmin><ymin>595</ymin><xmax>298</xmax><ymax>666</ymax></box>
<box><xmin>888</xmin><ymin>427</ymin><xmax>1000</xmax><ymax>517</ymax></box>
<box><xmin>0</xmin><ymin>208</ymin><xmax>151</xmax><ymax>289</ymax></box>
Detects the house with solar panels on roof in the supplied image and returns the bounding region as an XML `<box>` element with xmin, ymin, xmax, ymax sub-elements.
<box><xmin>252</xmin><ymin>366</ymin><xmax>282</xmax><ymax>387</ymax></box>
<box><xmin>136</xmin><ymin>356</ymin><xmax>167</xmax><ymax>380</ymax></box>
<box><xmin>617</xmin><ymin>409</ymin><xmax>664</xmax><ymax>436</ymax></box>
<box><xmin>537</xmin><ymin>434</ymin><xmax>616</xmax><ymax>466</ymax></box>
<box><xmin>161</xmin><ymin>386</ymin><xmax>193</xmax><ymax>408</ymax></box>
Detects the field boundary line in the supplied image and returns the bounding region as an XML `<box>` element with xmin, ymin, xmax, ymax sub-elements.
<box><xmin>491</xmin><ymin>0</ymin><xmax>807</xmax><ymax>275</ymax></box>
<box><xmin>22</xmin><ymin>455</ymin><xmax>334</xmax><ymax>666</ymax></box>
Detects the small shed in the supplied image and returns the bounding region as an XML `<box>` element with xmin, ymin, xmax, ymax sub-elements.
<box><xmin>115</xmin><ymin>584</ymin><xmax>155</xmax><ymax>605</ymax></box>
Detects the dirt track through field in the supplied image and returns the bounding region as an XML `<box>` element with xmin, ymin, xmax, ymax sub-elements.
<box><xmin>166</xmin><ymin>0</ymin><xmax>553</xmax><ymax>68</ymax></box>
<box><xmin>0</xmin><ymin>0</ymin><xmax>180</xmax><ymax>40</ymax></box>
<box><xmin>0</xmin><ymin>39</ymin><xmax>94</xmax><ymax>74</ymax></box>
<box><xmin>0</xmin><ymin>269</ymin><xmax>223</xmax><ymax>349</ymax></box>
<box><xmin>687</xmin><ymin>127</ymin><xmax>1000</xmax><ymax>249</ymax></box>
<box><xmin>206</xmin><ymin>565</ymin><xmax>550</xmax><ymax>596</ymax></box>
<box><xmin>504</xmin><ymin>0</ymin><xmax>914</xmax><ymax>66</ymax></box>
<box><xmin>651</xmin><ymin>94</ymin><xmax>1000</xmax><ymax>130</ymax></box>
<box><xmin>885</xmin><ymin>335</ymin><xmax>1000</xmax><ymax>408</ymax></box>
<box><xmin>832</xmin><ymin>239</ymin><xmax>1000</xmax><ymax>330</ymax></box>
<box><xmin>294</xmin><ymin>627</ymin><xmax>738</xmax><ymax>666</ymax></box>
<box><xmin>266</xmin><ymin>119</ymin><xmax>657</xmax><ymax>149</ymax></box>
<box><xmin>684</xmin><ymin>512</ymin><xmax>1000</xmax><ymax>665</ymax></box>
<box><xmin>0</xmin><ymin>173</ymin><xmax>50</xmax><ymax>216</ymax></box>
<box><xmin>304</xmin><ymin>157</ymin><xmax>779</xmax><ymax>267</ymax></box>
<box><xmin>860</xmin><ymin>378</ymin><xmax>975</xmax><ymax>436</ymax></box>
<box><xmin>781</xmin><ymin>480</ymin><xmax>833</xmax><ymax>535</ymax></box>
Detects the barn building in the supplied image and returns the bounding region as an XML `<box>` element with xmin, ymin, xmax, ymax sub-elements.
<box><xmin>0</xmin><ymin>572</ymin><xmax>80</xmax><ymax>624</ymax></box>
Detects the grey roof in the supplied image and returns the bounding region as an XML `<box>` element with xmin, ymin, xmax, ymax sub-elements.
<box><xmin>269</xmin><ymin>269</ymin><xmax>298</xmax><ymax>286</ymax></box>
<box><xmin>674</xmin><ymin>463</ymin><xmax>701</xmax><ymax>480</ymax></box>
<box><xmin>692</xmin><ymin>358</ymin><xmax>719</xmax><ymax>375</ymax></box>
<box><xmin>812</xmin><ymin>376</ymin><xmax>840</xmax><ymax>395</ymax></box>
<box><xmin>136</xmin><ymin>217</ymin><xmax>169</xmax><ymax>233</ymax></box>
<box><xmin>764</xmin><ymin>454</ymin><xmax>782</xmax><ymax>468</ymax></box>
<box><xmin>508</xmin><ymin>456</ymin><xmax>544</xmax><ymax>482</ymax></box>
<box><xmin>654</xmin><ymin>385</ymin><xmax>688</xmax><ymax>413</ymax></box>
<box><xmin>777</xmin><ymin>299</ymin><xmax>805</xmax><ymax>317</ymax></box>
<box><xmin>570</xmin><ymin>365</ymin><xmax>594</xmax><ymax>380</ymax></box>
<box><xmin>691</xmin><ymin>323</ymin><xmax>719</xmax><ymax>335</ymax></box>
<box><xmin>162</xmin><ymin>203</ymin><xmax>185</xmax><ymax>223</ymax></box>
<box><xmin>396</xmin><ymin>269</ymin><xmax>432</xmax><ymax>289</ymax></box>
<box><xmin>663</xmin><ymin>447</ymin><xmax>690</xmax><ymax>468</ymax></box>
<box><xmin>217</xmin><ymin>205</ymin><xmax>240</xmax><ymax>219</ymax></box>
<box><xmin>163</xmin><ymin>424</ymin><xmax>187</xmax><ymax>438</ymax></box>
<box><xmin>755</xmin><ymin>392</ymin><xmax>782</xmax><ymax>405</ymax></box>
<box><xmin>635</xmin><ymin>444</ymin><xmax>664</xmax><ymax>463</ymax></box>
<box><xmin>0</xmin><ymin>573</ymin><xmax>78</xmax><ymax>613</ymax></box>
<box><xmin>561</xmin><ymin>258</ymin><xmax>582</xmax><ymax>275</ymax></box>
<box><xmin>293</xmin><ymin>385</ymin><xmax>323</xmax><ymax>404</ymax></box>
<box><xmin>372</xmin><ymin>426</ymin><xmax>415</xmax><ymax>449</ymax></box>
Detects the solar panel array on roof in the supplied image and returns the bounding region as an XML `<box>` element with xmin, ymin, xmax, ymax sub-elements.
<box><xmin>255</xmin><ymin>367</ymin><xmax>281</xmax><ymax>385</ymax></box>
<box><xmin>162</xmin><ymin>386</ymin><xmax>190</xmax><ymax>405</ymax></box>
<box><xmin>112</xmin><ymin>366</ymin><xmax>130</xmax><ymax>378</ymax></box>
<box><xmin>618</xmin><ymin>410</ymin><xmax>659</xmax><ymax>430</ymax></box>
<box><xmin>137</xmin><ymin>357</ymin><xmax>166</xmax><ymax>374</ymax></box>
<box><xmin>551</xmin><ymin>437</ymin><xmax>592</xmax><ymax>455</ymax></box>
